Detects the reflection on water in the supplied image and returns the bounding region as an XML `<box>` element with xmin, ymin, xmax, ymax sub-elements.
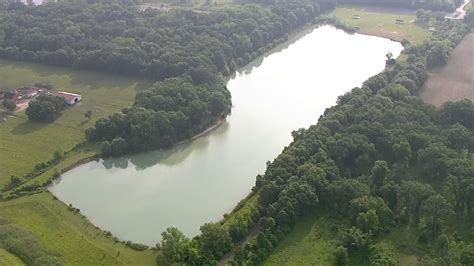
<box><xmin>49</xmin><ymin>26</ymin><xmax>403</xmax><ymax>246</ymax></box>
<box><xmin>101</xmin><ymin>122</ymin><xmax>230</xmax><ymax>171</ymax></box>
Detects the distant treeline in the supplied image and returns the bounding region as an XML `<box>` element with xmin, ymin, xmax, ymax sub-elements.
<box><xmin>154</xmin><ymin>16</ymin><xmax>473</xmax><ymax>266</ymax></box>
<box><xmin>0</xmin><ymin>0</ymin><xmax>330</xmax><ymax>81</ymax></box>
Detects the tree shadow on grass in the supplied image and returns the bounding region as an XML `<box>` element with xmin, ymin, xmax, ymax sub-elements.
<box><xmin>11</xmin><ymin>120</ymin><xmax>48</xmax><ymax>135</ymax></box>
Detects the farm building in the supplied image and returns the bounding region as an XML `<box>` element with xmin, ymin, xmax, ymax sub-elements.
<box><xmin>17</xmin><ymin>87</ymin><xmax>41</xmax><ymax>98</ymax></box>
<box><xmin>56</xmin><ymin>91</ymin><xmax>82</xmax><ymax>105</ymax></box>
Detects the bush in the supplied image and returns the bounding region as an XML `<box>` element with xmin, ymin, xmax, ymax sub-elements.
<box><xmin>125</xmin><ymin>241</ymin><xmax>149</xmax><ymax>251</ymax></box>
<box><xmin>25</xmin><ymin>94</ymin><xmax>67</xmax><ymax>122</ymax></box>
<box><xmin>0</xmin><ymin>221</ymin><xmax>65</xmax><ymax>265</ymax></box>
<box><xmin>334</xmin><ymin>245</ymin><xmax>349</xmax><ymax>266</ymax></box>
<box><xmin>2</xmin><ymin>99</ymin><xmax>16</xmax><ymax>111</ymax></box>
<box><xmin>369</xmin><ymin>242</ymin><xmax>397</xmax><ymax>266</ymax></box>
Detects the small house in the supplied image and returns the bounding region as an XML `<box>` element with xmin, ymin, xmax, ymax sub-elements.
<box><xmin>56</xmin><ymin>91</ymin><xmax>82</xmax><ymax>105</ymax></box>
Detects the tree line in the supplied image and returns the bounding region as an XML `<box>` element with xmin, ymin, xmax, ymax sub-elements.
<box><xmin>153</xmin><ymin>17</ymin><xmax>473</xmax><ymax>265</ymax></box>
<box><xmin>0</xmin><ymin>0</ymin><xmax>331</xmax><ymax>81</ymax></box>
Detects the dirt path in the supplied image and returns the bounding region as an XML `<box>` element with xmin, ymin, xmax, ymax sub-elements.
<box><xmin>15</xmin><ymin>101</ymin><xmax>30</xmax><ymax>112</ymax></box>
<box><xmin>420</xmin><ymin>33</ymin><xmax>474</xmax><ymax>107</ymax></box>
<box><xmin>218</xmin><ymin>225</ymin><xmax>260</xmax><ymax>266</ymax></box>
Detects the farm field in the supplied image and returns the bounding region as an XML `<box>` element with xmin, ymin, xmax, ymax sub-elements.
<box><xmin>330</xmin><ymin>6</ymin><xmax>431</xmax><ymax>44</ymax></box>
<box><xmin>421</xmin><ymin>32</ymin><xmax>474</xmax><ymax>106</ymax></box>
<box><xmin>0</xmin><ymin>59</ymin><xmax>153</xmax><ymax>186</ymax></box>
<box><xmin>0</xmin><ymin>192</ymin><xmax>156</xmax><ymax>265</ymax></box>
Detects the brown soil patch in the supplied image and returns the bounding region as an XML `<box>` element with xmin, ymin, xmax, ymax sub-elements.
<box><xmin>421</xmin><ymin>33</ymin><xmax>474</xmax><ymax>107</ymax></box>
<box><xmin>15</xmin><ymin>100</ymin><xmax>29</xmax><ymax>112</ymax></box>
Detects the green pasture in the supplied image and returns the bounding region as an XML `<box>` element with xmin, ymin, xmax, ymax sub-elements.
<box><xmin>0</xmin><ymin>59</ymin><xmax>153</xmax><ymax>187</ymax></box>
<box><xmin>330</xmin><ymin>6</ymin><xmax>431</xmax><ymax>45</ymax></box>
<box><xmin>0</xmin><ymin>192</ymin><xmax>156</xmax><ymax>265</ymax></box>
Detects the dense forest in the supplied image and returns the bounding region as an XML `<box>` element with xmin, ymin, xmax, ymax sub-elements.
<box><xmin>0</xmin><ymin>0</ymin><xmax>331</xmax><ymax>80</ymax></box>
<box><xmin>86</xmin><ymin>77</ymin><xmax>231</xmax><ymax>156</ymax></box>
<box><xmin>153</xmin><ymin>15</ymin><xmax>473</xmax><ymax>266</ymax></box>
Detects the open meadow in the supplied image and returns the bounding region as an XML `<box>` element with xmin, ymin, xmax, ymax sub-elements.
<box><xmin>421</xmin><ymin>32</ymin><xmax>474</xmax><ymax>106</ymax></box>
<box><xmin>263</xmin><ymin>215</ymin><xmax>344</xmax><ymax>265</ymax></box>
<box><xmin>0</xmin><ymin>59</ymin><xmax>153</xmax><ymax>187</ymax></box>
<box><xmin>0</xmin><ymin>192</ymin><xmax>156</xmax><ymax>265</ymax></box>
<box><xmin>330</xmin><ymin>6</ymin><xmax>431</xmax><ymax>44</ymax></box>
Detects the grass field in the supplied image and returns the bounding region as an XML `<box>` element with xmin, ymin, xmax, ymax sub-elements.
<box><xmin>421</xmin><ymin>32</ymin><xmax>474</xmax><ymax>106</ymax></box>
<box><xmin>0</xmin><ymin>248</ymin><xmax>25</xmax><ymax>265</ymax></box>
<box><xmin>264</xmin><ymin>214</ymin><xmax>345</xmax><ymax>265</ymax></box>
<box><xmin>0</xmin><ymin>192</ymin><xmax>156</xmax><ymax>265</ymax></box>
<box><xmin>264</xmin><ymin>211</ymin><xmax>474</xmax><ymax>265</ymax></box>
<box><xmin>330</xmin><ymin>6</ymin><xmax>431</xmax><ymax>45</ymax></box>
<box><xmin>0</xmin><ymin>59</ymin><xmax>153</xmax><ymax>187</ymax></box>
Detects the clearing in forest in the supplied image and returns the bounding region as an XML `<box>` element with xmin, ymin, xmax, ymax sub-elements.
<box><xmin>330</xmin><ymin>6</ymin><xmax>430</xmax><ymax>44</ymax></box>
<box><xmin>421</xmin><ymin>32</ymin><xmax>474</xmax><ymax>106</ymax></box>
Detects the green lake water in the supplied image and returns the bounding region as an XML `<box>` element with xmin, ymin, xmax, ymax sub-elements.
<box><xmin>49</xmin><ymin>26</ymin><xmax>403</xmax><ymax>245</ymax></box>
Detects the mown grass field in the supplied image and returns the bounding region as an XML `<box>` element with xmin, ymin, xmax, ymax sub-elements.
<box><xmin>264</xmin><ymin>214</ymin><xmax>345</xmax><ymax>265</ymax></box>
<box><xmin>0</xmin><ymin>59</ymin><xmax>153</xmax><ymax>187</ymax></box>
<box><xmin>0</xmin><ymin>248</ymin><xmax>25</xmax><ymax>265</ymax></box>
<box><xmin>0</xmin><ymin>192</ymin><xmax>156</xmax><ymax>265</ymax></box>
<box><xmin>330</xmin><ymin>6</ymin><xmax>431</xmax><ymax>44</ymax></box>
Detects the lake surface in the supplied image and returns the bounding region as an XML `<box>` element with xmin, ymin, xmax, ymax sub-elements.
<box><xmin>49</xmin><ymin>26</ymin><xmax>403</xmax><ymax>246</ymax></box>
<box><xmin>21</xmin><ymin>0</ymin><xmax>45</xmax><ymax>5</ymax></box>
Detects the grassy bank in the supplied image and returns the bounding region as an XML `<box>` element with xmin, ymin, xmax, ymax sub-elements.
<box><xmin>263</xmin><ymin>213</ymin><xmax>474</xmax><ymax>265</ymax></box>
<box><xmin>0</xmin><ymin>192</ymin><xmax>156</xmax><ymax>265</ymax></box>
<box><xmin>330</xmin><ymin>6</ymin><xmax>431</xmax><ymax>44</ymax></box>
<box><xmin>264</xmin><ymin>215</ymin><xmax>345</xmax><ymax>265</ymax></box>
<box><xmin>0</xmin><ymin>248</ymin><xmax>25</xmax><ymax>265</ymax></box>
<box><xmin>0</xmin><ymin>59</ymin><xmax>153</xmax><ymax>187</ymax></box>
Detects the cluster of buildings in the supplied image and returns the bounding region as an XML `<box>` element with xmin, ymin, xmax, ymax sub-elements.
<box><xmin>0</xmin><ymin>87</ymin><xmax>81</xmax><ymax>105</ymax></box>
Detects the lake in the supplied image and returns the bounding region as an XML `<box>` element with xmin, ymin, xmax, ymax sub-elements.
<box><xmin>49</xmin><ymin>25</ymin><xmax>403</xmax><ymax>246</ymax></box>
<box><xmin>21</xmin><ymin>0</ymin><xmax>45</xmax><ymax>5</ymax></box>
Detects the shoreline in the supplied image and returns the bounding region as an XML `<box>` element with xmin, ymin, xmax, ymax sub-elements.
<box><xmin>12</xmin><ymin>17</ymin><xmax>405</xmax><ymax>248</ymax></box>
<box><xmin>49</xmin><ymin>116</ymin><xmax>228</xmax><ymax>178</ymax></box>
